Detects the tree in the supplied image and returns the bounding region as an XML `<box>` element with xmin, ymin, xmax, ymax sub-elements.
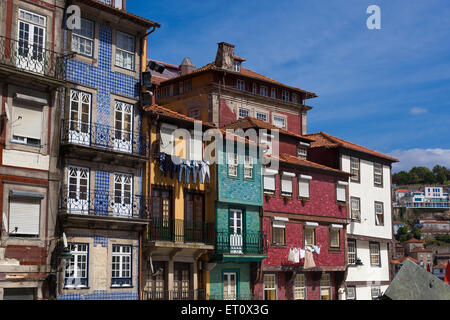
<box><xmin>396</xmin><ymin>226</ymin><xmax>412</xmax><ymax>242</ymax></box>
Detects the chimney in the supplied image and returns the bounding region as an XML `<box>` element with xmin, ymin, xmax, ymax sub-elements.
<box><xmin>179</xmin><ymin>57</ymin><xmax>196</xmax><ymax>76</ymax></box>
<box><xmin>215</xmin><ymin>42</ymin><xmax>235</xmax><ymax>71</ymax></box>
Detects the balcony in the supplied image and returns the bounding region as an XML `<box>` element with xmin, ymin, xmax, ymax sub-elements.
<box><xmin>0</xmin><ymin>36</ymin><xmax>65</xmax><ymax>83</ymax></box>
<box><xmin>147</xmin><ymin>218</ymin><xmax>215</xmax><ymax>245</ymax></box>
<box><xmin>59</xmin><ymin>189</ymin><xmax>150</xmax><ymax>228</ymax></box>
<box><xmin>143</xmin><ymin>289</ymin><xmax>206</xmax><ymax>301</ymax></box>
<box><xmin>60</xmin><ymin>119</ymin><xmax>149</xmax><ymax>162</ymax></box>
<box><xmin>215</xmin><ymin>230</ymin><xmax>267</xmax><ymax>256</ymax></box>
<box><xmin>209</xmin><ymin>293</ymin><xmax>262</xmax><ymax>300</ymax></box>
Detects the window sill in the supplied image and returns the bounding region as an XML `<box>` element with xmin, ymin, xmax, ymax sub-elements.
<box><xmin>271</xmin><ymin>244</ymin><xmax>287</xmax><ymax>248</ymax></box>
<box><xmin>298</xmin><ymin>197</ymin><xmax>310</xmax><ymax>202</ymax></box>
<box><xmin>110</xmin><ymin>285</ymin><xmax>133</xmax><ymax>289</ymax></box>
<box><xmin>63</xmin><ymin>286</ymin><xmax>90</xmax><ymax>290</ymax></box>
<box><xmin>328</xmin><ymin>247</ymin><xmax>341</xmax><ymax>253</ymax></box>
<box><xmin>71</xmin><ymin>52</ymin><xmax>98</xmax><ymax>66</ymax></box>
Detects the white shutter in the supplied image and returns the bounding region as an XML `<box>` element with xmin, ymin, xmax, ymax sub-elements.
<box><xmin>336</xmin><ymin>185</ymin><xmax>346</xmax><ymax>202</ymax></box>
<box><xmin>264</xmin><ymin>175</ymin><xmax>275</xmax><ymax>192</ymax></box>
<box><xmin>9</xmin><ymin>198</ymin><xmax>40</xmax><ymax>235</ymax></box>
<box><xmin>12</xmin><ymin>104</ymin><xmax>43</xmax><ymax>139</ymax></box>
<box><xmin>160</xmin><ymin>123</ymin><xmax>177</xmax><ymax>155</ymax></box>
<box><xmin>281</xmin><ymin>175</ymin><xmax>292</xmax><ymax>194</ymax></box>
<box><xmin>272</xmin><ymin>221</ymin><xmax>286</xmax><ymax>228</ymax></box>
<box><xmin>298</xmin><ymin>179</ymin><xmax>310</xmax><ymax>198</ymax></box>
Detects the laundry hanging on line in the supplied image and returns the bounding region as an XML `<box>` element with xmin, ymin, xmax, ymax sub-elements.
<box><xmin>157</xmin><ymin>152</ymin><xmax>210</xmax><ymax>184</ymax></box>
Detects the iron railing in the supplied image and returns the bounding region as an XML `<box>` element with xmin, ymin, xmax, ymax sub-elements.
<box><xmin>404</xmin><ymin>201</ymin><xmax>450</xmax><ymax>208</ymax></box>
<box><xmin>209</xmin><ymin>293</ymin><xmax>262</xmax><ymax>300</ymax></box>
<box><xmin>215</xmin><ymin>230</ymin><xmax>267</xmax><ymax>255</ymax></box>
<box><xmin>143</xmin><ymin>289</ymin><xmax>206</xmax><ymax>300</ymax></box>
<box><xmin>61</xmin><ymin>119</ymin><xmax>149</xmax><ymax>156</ymax></box>
<box><xmin>147</xmin><ymin>217</ymin><xmax>215</xmax><ymax>244</ymax></box>
<box><xmin>0</xmin><ymin>35</ymin><xmax>65</xmax><ymax>80</ymax></box>
<box><xmin>59</xmin><ymin>189</ymin><xmax>150</xmax><ymax>219</ymax></box>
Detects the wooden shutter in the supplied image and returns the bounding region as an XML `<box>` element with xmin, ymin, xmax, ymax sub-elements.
<box><xmin>9</xmin><ymin>197</ymin><xmax>41</xmax><ymax>235</ymax></box>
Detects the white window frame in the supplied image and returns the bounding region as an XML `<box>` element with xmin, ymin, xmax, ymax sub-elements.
<box><xmin>297</xmin><ymin>146</ymin><xmax>307</xmax><ymax>160</ymax></box>
<box><xmin>304</xmin><ymin>227</ymin><xmax>316</xmax><ymax>246</ymax></box>
<box><xmin>281</xmin><ymin>172</ymin><xmax>294</xmax><ymax>197</ymax></box>
<box><xmin>244</xmin><ymin>156</ymin><xmax>253</xmax><ymax>179</ymax></box>
<box><xmin>375</xmin><ymin>201</ymin><xmax>384</xmax><ymax>226</ymax></box>
<box><xmin>281</xmin><ymin>90</ymin><xmax>289</xmax><ymax>102</ymax></box>
<box><xmin>350</xmin><ymin>157</ymin><xmax>360</xmax><ymax>182</ymax></box>
<box><xmin>71</xmin><ymin>17</ymin><xmax>94</xmax><ymax>57</ymax></box>
<box><xmin>336</xmin><ymin>182</ymin><xmax>347</xmax><ymax>202</ymax></box>
<box><xmin>115</xmin><ymin>31</ymin><xmax>135</xmax><ymax>71</ymax></box>
<box><xmin>350</xmin><ymin>197</ymin><xmax>361</xmax><ymax>221</ymax></box>
<box><xmin>64</xmin><ymin>243</ymin><xmax>88</xmax><ymax>289</ymax></box>
<box><xmin>233</xmin><ymin>61</ymin><xmax>241</xmax><ymax>72</ymax></box>
<box><xmin>374</xmin><ymin>163</ymin><xmax>383</xmax><ymax>186</ymax></box>
<box><xmin>370</xmin><ymin>242</ymin><xmax>381</xmax><ymax>267</ymax></box>
<box><xmin>111</xmin><ymin>245</ymin><xmax>132</xmax><ymax>287</ymax></box>
<box><xmin>272</xmin><ymin>114</ymin><xmax>286</xmax><ymax>129</ymax></box>
<box><xmin>347</xmin><ymin>286</ymin><xmax>356</xmax><ymax>300</ymax></box>
<box><xmin>256</xmin><ymin>111</ymin><xmax>268</xmax><ymax>122</ymax></box>
<box><xmin>271</xmin><ymin>88</ymin><xmax>277</xmax><ymax>99</ymax></box>
<box><xmin>227</xmin><ymin>153</ymin><xmax>238</xmax><ymax>177</ymax></box>
<box><xmin>293</xmin><ymin>274</ymin><xmax>306</xmax><ymax>300</ymax></box>
<box><xmin>11</xmin><ymin>103</ymin><xmax>43</xmax><ymax>147</ymax></box>
<box><xmin>238</xmin><ymin>107</ymin><xmax>250</xmax><ymax>119</ymax></box>
<box><xmin>347</xmin><ymin>239</ymin><xmax>356</xmax><ymax>265</ymax></box>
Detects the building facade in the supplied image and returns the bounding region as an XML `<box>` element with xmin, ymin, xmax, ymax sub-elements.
<box><xmin>56</xmin><ymin>0</ymin><xmax>159</xmax><ymax>300</ymax></box>
<box><xmin>0</xmin><ymin>0</ymin><xmax>65</xmax><ymax>300</ymax></box>
<box><xmin>307</xmin><ymin>132</ymin><xmax>398</xmax><ymax>300</ymax></box>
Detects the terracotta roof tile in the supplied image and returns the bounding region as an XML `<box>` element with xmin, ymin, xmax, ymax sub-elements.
<box><xmin>306</xmin><ymin>132</ymin><xmax>399</xmax><ymax>162</ymax></box>
<box><xmin>221</xmin><ymin>116</ymin><xmax>313</xmax><ymax>142</ymax></box>
<box><xmin>395</xmin><ymin>189</ymin><xmax>410</xmax><ymax>193</ymax></box>
<box><xmin>267</xmin><ymin>153</ymin><xmax>352</xmax><ymax>177</ymax></box>
<box><xmin>405</xmin><ymin>238</ymin><xmax>424</xmax><ymax>243</ymax></box>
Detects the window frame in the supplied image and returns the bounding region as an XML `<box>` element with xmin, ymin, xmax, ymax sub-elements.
<box><xmin>71</xmin><ymin>17</ymin><xmax>95</xmax><ymax>58</ymax></box>
<box><xmin>263</xmin><ymin>273</ymin><xmax>277</xmax><ymax>300</ymax></box>
<box><xmin>280</xmin><ymin>173</ymin><xmax>294</xmax><ymax>197</ymax></box>
<box><xmin>297</xmin><ymin>146</ymin><xmax>307</xmax><ymax>159</ymax></box>
<box><xmin>369</xmin><ymin>242</ymin><xmax>381</xmax><ymax>267</ymax></box>
<box><xmin>271</xmin><ymin>220</ymin><xmax>286</xmax><ymax>246</ymax></box>
<box><xmin>271</xmin><ymin>88</ymin><xmax>277</xmax><ymax>99</ymax></box>
<box><xmin>347</xmin><ymin>286</ymin><xmax>356</xmax><ymax>300</ymax></box>
<box><xmin>336</xmin><ymin>182</ymin><xmax>347</xmax><ymax>203</ymax></box>
<box><xmin>114</xmin><ymin>30</ymin><xmax>136</xmax><ymax>72</ymax></box>
<box><xmin>320</xmin><ymin>273</ymin><xmax>332</xmax><ymax>300</ymax></box>
<box><xmin>373</xmin><ymin>162</ymin><xmax>383</xmax><ymax>187</ymax></box>
<box><xmin>293</xmin><ymin>273</ymin><xmax>306</xmax><ymax>300</ymax></box>
<box><xmin>347</xmin><ymin>239</ymin><xmax>357</xmax><ymax>265</ymax></box>
<box><xmin>256</xmin><ymin>111</ymin><xmax>268</xmax><ymax>122</ymax></box>
<box><xmin>243</xmin><ymin>155</ymin><xmax>253</xmax><ymax>180</ymax></box>
<box><xmin>374</xmin><ymin>201</ymin><xmax>384</xmax><ymax>226</ymax></box>
<box><xmin>236</xmin><ymin>79</ymin><xmax>245</xmax><ymax>91</ymax></box>
<box><xmin>64</xmin><ymin>243</ymin><xmax>89</xmax><ymax>289</ymax></box>
<box><xmin>272</xmin><ymin>114</ymin><xmax>287</xmax><ymax>129</ymax></box>
<box><xmin>227</xmin><ymin>153</ymin><xmax>238</xmax><ymax>178</ymax></box>
<box><xmin>350</xmin><ymin>157</ymin><xmax>360</xmax><ymax>183</ymax></box>
<box><xmin>260</xmin><ymin>86</ymin><xmax>268</xmax><ymax>97</ymax></box>
<box><xmin>281</xmin><ymin>90</ymin><xmax>290</xmax><ymax>102</ymax></box>
<box><xmin>371</xmin><ymin>286</ymin><xmax>381</xmax><ymax>300</ymax></box>
<box><xmin>303</xmin><ymin>226</ymin><xmax>316</xmax><ymax>246</ymax></box>
<box><xmin>298</xmin><ymin>177</ymin><xmax>310</xmax><ymax>200</ymax></box>
<box><xmin>111</xmin><ymin>244</ymin><xmax>132</xmax><ymax>288</ymax></box>
<box><xmin>350</xmin><ymin>197</ymin><xmax>361</xmax><ymax>222</ymax></box>
<box><xmin>329</xmin><ymin>227</ymin><xmax>341</xmax><ymax>250</ymax></box>
<box><xmin>263</xmin><ymin>171</ymin><xmax>276</xmax><ymax>195</ymax></box>
<box><xmin>238</xmin><ymin>107</ymin><xmax>250</xmax><ymax>119</ymax></box>
<box><xmin>252</xmin><ymin>83</ymin><xmax>258</xmax><ymax>94</ymax></box>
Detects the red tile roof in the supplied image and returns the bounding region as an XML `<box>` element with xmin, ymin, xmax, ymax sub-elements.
<box><xmin>76</xmin><ymin>0</ymin><xmax>160</xmax><ymax>28</ymax></box>
<box><xmin>395</xmin><ymin>189</ymin><xmax>410</xmax><ymax>193</ymax></box>
<box><xmin>306</xmin><ymin>132</ymin><xmax>399</xmax><ymax>162</ymax></box>
<box><xmin>434</xmin><ymin>261</ymin><xmax>448</xmax><ymax>269</ymax></box>
<box><xmin>405</xmin><ymin>238</ymin><xmax>424</xmax><ymax>243</ymax></box>
<box><xmin>160</xmin><ymin>62</ymin><xmax>317</xmax><ymax>99</ymax></box>
<box><xmin>267</xmin><ymin>153</ymin><xmax>352</xmax><ymax>177</ymax></box>
<box><xmin>221</xmin><ymin>116</ymin><xmax>313</xmax><ymax>142</ymax></box>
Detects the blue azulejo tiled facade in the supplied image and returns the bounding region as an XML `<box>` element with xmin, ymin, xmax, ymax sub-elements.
<box><xmin>209</xmin><ymin>145</ymin><xmax>266</xmax><ymax>300</ymax></box>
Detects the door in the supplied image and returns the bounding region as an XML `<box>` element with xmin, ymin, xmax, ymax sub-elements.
<box><xmin>69</xmin><ymin>89</ymin><xmax>91</xmax><ymax>146</ymax></box>
<box><xmin>67</xmin><ymin>166</ymin><xmax>90</xmax><ymax>214</ymax></box>
<box><xmin>114</xmin><ymin>101</ymin><xmax>133</xmax><ymax>153</ymax></box>
<box><xmin>173</xmin><ymin>263</ymin><xmax>190</xmax><ymax>300</ymax></box>
<box><xmin>223</xmin><ymin>272</ymin><xmax>237</xmax><ymax>300</ymax></box>
<box><xmin>229</xmin><ymin>209</ymin><xmax>243</xmax><ymax>254</ymax></box>
<box><xmin>113</xmin><ymin>173</ymin><xmax>133</xmax><ymax>217</ymax></box>
<box><xmin>17</xmin><ymin>9</ymin><xmax>46</xmax><ymax>74</ymax></box>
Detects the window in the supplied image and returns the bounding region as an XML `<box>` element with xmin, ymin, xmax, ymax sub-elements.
<box><xmin>293</xmin><ymin>274</ymin><xmax>306</xmax><ymax>300</ymax></box>
<box><xmin>173</xmin><ymin>263</ymin><xmax>191</xmax><ymax>299</ymax></box>
<box><xmin>115</xmin><ymin>31</ymin><xmax>135</xmax><ymax>70</ymax></box>
<box><xmin>234</xmin><ymin>61</ymin><xmax>241</xmax><ymax>72</ymax></box>
<box><xmin>260</xmin><ymin>133</ymin><xmax>273</xmax><ymax>155</ymax></box>
<box><xmin>375</xmin><ymin>201</ymin><xmax>384</xmax><ymax>226</ymax></box>
<box><xmin>64</xmin><ymin>243</ymin><xmax>88</xmax><ymax>288</ymax></box>
<box><xmin>273</xmin><ymin>115</ymin><xmax>286</xmax><ymax>129</ymax></box>
<box><xmin>238</xmin><ymin>108</ymin><xmax>250</xmax><ymax>119</ymax></box>
<box><xmin>71</xmin><ymin>18</ymin><xmax>94</xmax><ymax>57</ymax></box>
<box><xmin>304</xmin><ymin>227</ymin><xmax>316</xmax><ymax>246</ymax></box>
<box><xmin>188</xmin><ymin>108</ymin><xmax>200</xmax><ymax>120</ymax></box>
<box><xmin>8</xmin><ymin>194</ymin><xmax>42</xmax><ymax>236</ymax></box>
<box><xmin>113</xmin><ymin>173</ymin><xmax>133</xmax><ymax>217</ymax></box>
<box><xmin>271</xmin><ymin>88</ymin><xmax>276</xmax><ymax>99</ymax></box>
<box><xmin>111</xmin><ymin>245</ymin><xmax>132</xmax><ymax>287</ymax></box>
<box><xmin>298</xmin><ymin>176</ymin><xmax>311</xmax><ymax>199</ymax></box>
<box><xmin>369</xmin><ymin>242</ymin><xmax>381</xmax><ymax>266</ymax></box>
<box><xmin>260</xmin><ymin>86</ymin><xmax>268</xmax><ymax>97</ymax></box>
<box><xmin>347</xmin><ymin>239</ymin><xmax>356</xmax><ymax>265</ymax></box>
<box><xmin>263</xmin><ymin>274</ymin><xmax>276</xmax><ymax>300</ymax></box>
<box><xmin>281</xmin><ymin>172</ymin><xmax>294</xmax><ymax>197</ymax></box>
<box><xmin>228</xmin><ymin>153</ymin><xmax>238</xmax><ymax>177</ymax></box>
<box><xmin>374</xmin><ymin>163</ymin><xmax>383</xmax><ymax>187</ymax></box>
<box><xmin>272</xmin><ymin>220</ymin><xmax>286</xmax><ymax>246</ymax></box>
<box><xmin>350</xmin><ymin>197</ymin><xmax>361</xmax><ymax>221</ymax></box>
<box><xmin>173</xmin><ymin>83</ymin><xmax>179</xmax><ymax>96</ymax></box>
<box><xmin>69</xmin><ymin>89</ymin><xmax>91</xmax><ymax>146</ymax></box>
<box><xmin>252</xmin><ymin>83</ymin><xmax>257</xmax><ymax>94</ymax></box>
<box><xmin>292</xmin><ymin>94</ymin><xmax>298</xmax><ymax>104</ymax></box>
<box><xmin>347</xmin><ymin>286</ymin><xmax>356</xmax><ymax>300</ymax></box>
<box><xmin>320</xmin><ymin>273</ymin><xmax>331</xmax><ymax>300</ymax></box>
<box><xmin>281</xmin><ymin>90</ymin><xmax>289</xmax><ymax>102</ymax></box>
<box><xmin>371</xmin><ymin>286</ymin><xmax>381</xmax><ymax>300</ymax></box>
<box><xmin>237</xmin><ymin>79</ymin><xmax>245</xmax><ymax>91</ymax></box>
<box><xmin>184</xmin><ymin>191</ymin><xmax>204</xmax><ymax>240</ymax></box>
<box><xmin>151</xmin><ymin>188</ymin><xmax>172</xmax><ymax>227</ymax></box>
<box><xmin>11</xmin><ymin>103</ymin><xmax>43</xmax><ymax>147</ymax></box>
<box><xmin>336</xmin><ymin>182</ymin><xmax>347</xmax><ymax>202</ymax></box>
<box><xmin>159</xmin><ymin>123</ymin><xmax>177</xmax><ymax>155</ymax></box>
<box><xmin>67</xmin><ymin>166</ymin><xmax>90</xmax><ymax>214</ymax></box>
<box><xmin>256</xmin><ymin>111</ymin><xmax>268</xmax><ymax>122</ymax></box>
<box><xmin>329</xmin><ymin>228</ymin><xmax>340</xmax><ymax>248</ymax></box>
<box><xmin>263</xmin><ymin>170</ymin><xmax>276</xmax><ymax>194</ymax></box>
<box><xmin>244</xmin><ymin>156</ymin><xmax>253</xmax><ymax>179</ymax></box>
<box><xmin>297</xmin><ymin>146</ymin><xmax>307</xmax><ymax>160</ymax></box>
<box><xmin>183</xmin><ymin>79</ymin><xmax>192</xmax><ymax>92</ymax></box>
<box><xmin>223</xmin><ymin>272</ymin><xmax>237</xmax><ymax>300</ymax></box>
<box><xmin>114</xmin><ymin>101</ymin><xmax>133</xmax><ymax>153</ymax></box>
<box><xmin>163</xmin><ymin>86</ymin><xmax>171</xmax><ymax>97</ymax></box>
<box><xmin>350</xmin><ymin>157</ymin><xmax>360</xmax><ymax>183</ymax></box>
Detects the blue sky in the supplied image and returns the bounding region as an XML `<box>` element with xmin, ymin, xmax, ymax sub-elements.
<box><xmin>128</xmin><ymin>0</ymin><xmax>450</xmax><ymax>172</ymax></box>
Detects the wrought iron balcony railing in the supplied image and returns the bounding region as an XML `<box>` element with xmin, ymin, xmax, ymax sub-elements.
<box><xmin>215</xmin><ymin>230</ymin><xmax>267</xmax><ymax>255</ymax></box>
<box><xmin>59</xmin><ymin>189</ymin><xmax>150</xmax><ymax>220</ymax></box>
<box><xmin>61</xmin><ymin>119</ymin><xmax>149</xmax><ymax>157</ymax></box>
<box><xmin>147</xmin><ymin>217</ymin><xmax>215</xmax><ymax>244</ymax></box>
<box><xmin>0</xmin><ymin>36</ymin><xmax>65</xmax><ymax>80</ymax></box>
<box><xmin>209</xmin><ymin>293</ymin><xmax>262</xmax><ymax>300</ymax></box>
<box><xmin>143</xmin><ymin>289</ymin><xmax>206</xmax><ymax>300</ymax></box>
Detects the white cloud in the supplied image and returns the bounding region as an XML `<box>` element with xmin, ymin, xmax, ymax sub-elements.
<box><xmin>390</xmin><ymin>148</ymin><xmax>450</xmax><ymax>172</ymax></box>
<box><xmin>409</xmin><ymin>107</ymin><xmax>428</xmax><ymax>115</ymax></box>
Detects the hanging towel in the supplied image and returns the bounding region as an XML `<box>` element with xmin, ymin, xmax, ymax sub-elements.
<box><xmin>293</xmin><ymin>248</ymin><xmax>300</xmax><ymax>263</ymax></box>
<box><xmin>303</xmin><ymin>249</ymin><xmax>316</xmax><ymax>269</ymax></box>
<box><xmin>288</xmin><ymin>248</ymin><xmax>296</xmax><ymax>262</ymax></box>
<box><xmin>305</xmin><ymin>246</ymin><xmax>313</xmax><ymax>252</ymax></box>
<box><xmin>312</xmin><ymin>245</ymin><xmax>321</xmax><ymax>255</ymax></box>
<box><xmin>299</xmin><ymin>249</ymin><xmax>305</xmax><ymax>259</ymax></box>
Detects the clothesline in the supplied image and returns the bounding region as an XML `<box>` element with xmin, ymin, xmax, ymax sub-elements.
<box><xmin>157</xmin><ymin>152</ymin><xmax>210</xmax><ymax>184</ymax></box>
